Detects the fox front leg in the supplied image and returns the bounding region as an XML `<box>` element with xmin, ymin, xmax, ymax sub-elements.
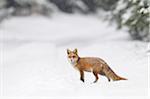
<box><xmin>79</xmin><ymin>70</ymin><xmax>84</xmax><ymax>82</ymax></box>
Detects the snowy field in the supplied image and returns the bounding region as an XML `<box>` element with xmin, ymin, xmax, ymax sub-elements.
<box><xmin>0</xmin><ymin>13</ymin><xmax>149</xmax><ymax>98</ymax></box>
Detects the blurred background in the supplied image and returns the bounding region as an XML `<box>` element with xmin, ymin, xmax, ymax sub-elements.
<box><xmin>0</xmin><ymin>0</ymin><xmax>149</xmax><ymax>97</ymax></box>
<box><xmin>0</xmin><ymin>0</ymin><xmax>150</xmax><ymax>41</ymax></box>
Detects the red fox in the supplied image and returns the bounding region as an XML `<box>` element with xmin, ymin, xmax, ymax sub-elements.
<box><xmin>67</xmin><ymin>48</ymin><xmax>127</xmax><ymax>83</ymax></box>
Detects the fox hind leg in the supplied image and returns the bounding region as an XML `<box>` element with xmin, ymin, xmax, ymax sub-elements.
<box><xmin>99</xmin><ymin>72</ymin><xmax>110</xmax><ymax>82</ymax></box>
<box><xmin>107</xmin><ymin>76</ymin><xmax>111</xmax><ymax>82</ymax></box>
<box><xmin>93</xmin><ymin>72</ymin><xmax>99</xmax><ymax>83</ymax></box>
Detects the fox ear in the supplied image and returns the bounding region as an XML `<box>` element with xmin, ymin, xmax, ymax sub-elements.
<box><xmin>67</xmin><ymin>49</ymin><xmax>71</xmax><ymax>54</ymax></box>
<box><xmin>73</xmin><ymin>48</ymin><xmax>78</xmax><ymax>54</ymax></box>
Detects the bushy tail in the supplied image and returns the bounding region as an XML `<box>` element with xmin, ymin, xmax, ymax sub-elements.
<box><xmin>103</xmin><ymin>65</ymin><xmax>127</xmax><ymax>81</ymax></box>
<box><xmin>115</xmin><ymin>75</ymin><xmax>127</xmax><ymax>81</ymax></box>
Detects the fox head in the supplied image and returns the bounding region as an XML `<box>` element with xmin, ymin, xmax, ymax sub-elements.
<box><xmin>67</xmin><ymin>48</ymin><xmax>79</xmax><ymax>65</ymax></box>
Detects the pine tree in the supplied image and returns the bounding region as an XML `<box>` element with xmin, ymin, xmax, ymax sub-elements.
<box><xmin>112</xmin><ymin>0</ymin><xmax>150</xmax><ymax>41</ymax></box>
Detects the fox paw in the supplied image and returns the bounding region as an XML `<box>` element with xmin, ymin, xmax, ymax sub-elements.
<box><xmin>80</xmin><ymin>78</ymin><xmax>84</xmax><ymax>82</ymax></box>
<box><xmin>93</xmin><ymin>80</ymin><xmax>98</xmax><ymax>83</ymax></box>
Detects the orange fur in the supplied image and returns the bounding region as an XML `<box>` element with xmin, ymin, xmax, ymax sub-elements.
<box><xmin>67</xmin><ymin>49</ymin><xmax>127</xmax><ymax>83</ymax></box>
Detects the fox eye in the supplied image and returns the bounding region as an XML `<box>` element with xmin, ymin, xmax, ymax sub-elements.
<box><xmin>72</xmin><ymin>56</ymin><xmax>76</xmax><ymax>58</ymax></box>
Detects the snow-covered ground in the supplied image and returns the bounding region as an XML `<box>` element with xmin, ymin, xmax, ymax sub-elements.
<box><xmin>0</xmin><ymin>13</ymin><xmax>149</xmax><ymax>98</ymax></box>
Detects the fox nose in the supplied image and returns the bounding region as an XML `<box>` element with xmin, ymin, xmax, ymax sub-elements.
<box><xmin>70</xmin><ymin>58</ymin><xmax>74</xmax><ymax>62</ymax></box>
<box><xmin>71</xmin><ymin>58</ymin><xmax>73</xmax><ymax>60</ymax></box>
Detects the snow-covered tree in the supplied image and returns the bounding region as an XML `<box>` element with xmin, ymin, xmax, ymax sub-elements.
<box><xmin>1</xmin><ymin>0</ymin><xmax>53</xmax><ymax>16</ymax></box>
<box><xmin>0</xmin><ymin>0</ymin><xmax>13</xmax><ymax>22</ymax></box>
<box><xmin>96</xmin><ymin>0</ymin><xmax>118</xmax><ymax>11</ymax></box>
<box><xmin>0</xmin><ymin>0</ymin><xmax>149</xmax><ymax>42</ymax></box>
<box><xmin>48</xmin><ymin>0</ymin><xmax>98</xmax><ymax>13</ymax></box>
<box><xmin>112</xmin><ymin>0</ymin><xmax>150</xmax><ymax>41</ymax></box>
